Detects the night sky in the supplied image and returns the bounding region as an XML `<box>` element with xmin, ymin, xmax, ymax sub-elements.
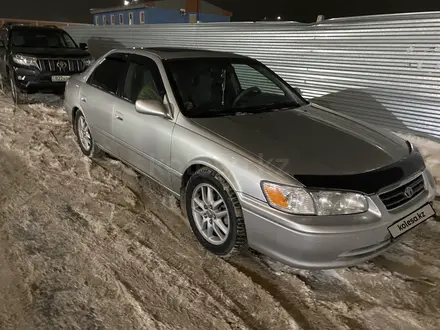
<box><xmin>0</xmin><ymin>0</ymin><xmax>439</xmax><ymax>24</ymax></box>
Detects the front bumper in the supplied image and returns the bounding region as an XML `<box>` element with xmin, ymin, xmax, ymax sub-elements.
<box><xmin>12</xmin><ymin>65</ymin><xmax>80</xmax><ymax>93</ymax></box>
<box><xmin>239</xmin><ymin>169</ymin><xmax>436</xmax><ymax>269</ymax></box>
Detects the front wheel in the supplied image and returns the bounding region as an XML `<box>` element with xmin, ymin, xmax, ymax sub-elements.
<box><xmin>184</xmin><ymin>167</ymin><xmax>247</xmax><ymax>257</ymax></box>
<box><xmin>74</xmin><ymin>110</ymin><xmax>103</xmax><ymax>158</ymax></box>
<box><xmin>10</xmin><ymin>76</ymin><xmax>27</xmax><ymax>104</ymax></box>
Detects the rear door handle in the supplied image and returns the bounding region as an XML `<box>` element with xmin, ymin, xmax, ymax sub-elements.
<box><xmin>80</xmin><ymin>96</ymin><xmax>87</xmax><ymax>103</ymax></box>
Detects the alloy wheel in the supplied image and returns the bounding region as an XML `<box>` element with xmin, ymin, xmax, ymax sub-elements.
<box><xmin>191</xmin><ymin>183</ymin><xmax>231</xmax><ymax>245</ymax></box>
<box><xmin>78</xmin><ymin>116</ymin><xmax>92</xmax><ymax>151</ymax></box>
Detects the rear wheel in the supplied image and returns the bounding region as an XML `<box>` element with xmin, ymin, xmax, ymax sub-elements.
<box><xmin>10</xmin><ymin>75</ymin><xmax>27</xmax><ymax>104</ymax></box>
<box><xmin>74</xmin><ymin>110</ymin><xmax>103</xmax><ymax>158</ymax></box>
<box><xmin>184</xmin><ymin>167</ymin><xmax>247</xmax><ymax>257</ymax></box>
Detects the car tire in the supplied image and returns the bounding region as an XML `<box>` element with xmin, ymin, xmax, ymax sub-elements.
<box><xmin>74</xmin><ymin>110</ymin><xmax>103</xmax><ymax>158</ymax></box>
<box><xmin>184</xmin><ymin>167</ymin><xmax>247</xmax><ymax>257</ymax></box>
<box><xmin>10</xmin><ymin>76</ymin><xmax>27</xmax><ymax>104</ymax></box>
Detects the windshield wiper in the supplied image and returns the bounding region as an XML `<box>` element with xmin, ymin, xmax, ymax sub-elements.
<box><xmin>250</xmin><ymin>101</ymin><xmax>300</xmax><ymax>113</ymax></box>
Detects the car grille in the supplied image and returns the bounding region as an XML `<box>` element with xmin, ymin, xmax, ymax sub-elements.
<box><xmin>37</xmin><ymin>58</ymin><xmax>86</xmax><ymax>73</ymax></box>
<box><xmin>379</xmin><ymin>174</ymin><xmax>425</xmax><ymax>210</ymax></box>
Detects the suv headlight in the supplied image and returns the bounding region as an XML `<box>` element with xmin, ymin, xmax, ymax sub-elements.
<box><xmin>12</xmin><ymin>54</ymin><xmax>38</xmax><ymax>67</ymax></box>
<box><xmin>82</xmin><ymin>57</ymin><xmax>95</xmax><ymax>66</ymax></box>
<box><xmin>261</xmin><ymin>182</ymin><xmax>368</xmax><ymax>216</ymax></box>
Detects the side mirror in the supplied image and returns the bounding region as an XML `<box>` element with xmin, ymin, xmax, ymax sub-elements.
<box><xmin>294</xmin><ymin>87</ymin><xmax>302</xmax><ymax>96</ymax></box>
<box><xmin>135</xmin><ymin>99</ymin><xmax>170</xmax><ymax>118</ymax></box>
<box><xmin>79</xmin><ymin>42</ymin><xmax>88</xmax><ymax>50</ymax></box>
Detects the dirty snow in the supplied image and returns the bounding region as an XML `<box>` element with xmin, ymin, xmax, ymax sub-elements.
<box><xmin>394</xmin><ymin>132</ymin><xmax>440</xmax><ymax>196</ymax></box>
<box><xmin>0</xmin><ymin>91</ymin><xmax>439</xmax><ymax>330</ymax></box>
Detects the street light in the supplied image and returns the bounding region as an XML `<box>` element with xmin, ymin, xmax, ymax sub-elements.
<box><xmin>277</xmin><ymin>16</ymin><xmax>282</xmax><ymax>20</ymax></box>
<box><xmin>124</xmin><ymin>0</ymin><xmax>130</xmax><ymax>5</ymax></box>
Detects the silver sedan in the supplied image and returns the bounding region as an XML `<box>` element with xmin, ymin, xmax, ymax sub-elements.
<box><xmin>63</xmin><ymin>47</ymin><xmax>436</xmax><ymax>269</ymax></box>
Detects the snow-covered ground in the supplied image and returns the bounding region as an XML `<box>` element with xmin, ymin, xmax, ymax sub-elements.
<box><xmin>0</xmin><ymin>92</ymin><xmax>440</xmax><ymax>330</ymax></box>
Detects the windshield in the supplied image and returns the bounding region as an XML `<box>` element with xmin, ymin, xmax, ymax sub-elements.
<box><xmin>10</xmin><ymin>29</ymin><xmax>78</xmax><ymax>48</ymax></box>
<box><xmin>164</xmin><ymin>57</ymin><xmax>307</xmax><ymax>118</ymax></box>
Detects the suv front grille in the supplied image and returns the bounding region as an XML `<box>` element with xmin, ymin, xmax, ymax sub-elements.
<box><xmin>37</xmin><ymin>59</ymin><xmax>86</xmax><ymax>73</ymax></box>
<box><xmin>379</xmin><ymin>174</ymin><xmax>425</xmax><ymax>210</ymax></box>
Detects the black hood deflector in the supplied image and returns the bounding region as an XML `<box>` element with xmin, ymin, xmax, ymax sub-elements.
<box><xmin>294</xmin><ymin>151</ymin><xmax>425</xmax><ymax>194</ymax></box>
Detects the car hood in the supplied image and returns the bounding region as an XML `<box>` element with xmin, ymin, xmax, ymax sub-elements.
<box><xmin>190</xmin><ymin>103</ymin><xmax>410</xmax><ymax>176</ymax></box>
<box><xmin>11</xmin><ymin>47</ymin><xmax>90</xmax><ymax>58</ymax></box>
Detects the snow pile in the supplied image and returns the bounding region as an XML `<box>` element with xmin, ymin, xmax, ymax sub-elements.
<box><xmin>394</xmin><ymin>132</ymin><xmax>440</xmax><ymax>195</ymax></box>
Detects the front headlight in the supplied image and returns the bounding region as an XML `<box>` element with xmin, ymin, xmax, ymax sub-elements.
<box><xmin>12</xmin><ymin>54</ymin><xmax>38</xmax><ymax>67</ymax></box>
<box><xmin>82</xmin><ymin>57</ymin><xmax>95</xmax><ymax>66</ymax></box>
<box><xmin>261</xmin><ymin>182</ymin><xmax>368</xmax><ymax>216</ymax></box>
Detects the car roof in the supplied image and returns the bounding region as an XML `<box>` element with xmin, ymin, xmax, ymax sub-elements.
<box><xmin>132</xmin><ymin>47</ymin><xmax>248</xmax><ymax>60</ymax></box>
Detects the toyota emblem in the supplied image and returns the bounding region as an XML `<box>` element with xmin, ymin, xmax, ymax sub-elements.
<box><xmin>404</xmin><ymin>186</ymin><xmax>414</xmax><ymax>199</ymax></box>
<box><xmin>57</xmin><ymin>61</ymin><xmax>67</xmax><ymax>70</ymax></box>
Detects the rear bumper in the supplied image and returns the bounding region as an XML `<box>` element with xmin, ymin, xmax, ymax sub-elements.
<box><xmin>239</xmin><ymin>169</ymin><xmax>436</xmax><ymax>269</ymax></box>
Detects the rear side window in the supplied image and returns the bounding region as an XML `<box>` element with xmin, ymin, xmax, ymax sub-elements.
<box><xmin>88</xmin><ymin>57</ymin><xmax>126</xmax><ymax>94</ymax></box>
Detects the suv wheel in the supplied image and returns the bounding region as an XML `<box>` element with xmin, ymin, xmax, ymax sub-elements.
<box><xmin>184</xmin><ymin>167</ymin><xmax>247</xmax><ymax>257</ymax></box>
<box><xmin>74</xmin><ymin>110</ymin><xmax>103</xmax><ymax>158</ymax></box>
<box><xmin>10</xmin><ymin>76</ymin><xmax>27</xmax><ymax>104</ymax></box>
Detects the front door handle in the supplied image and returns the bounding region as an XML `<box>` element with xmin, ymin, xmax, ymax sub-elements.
<box><xmin>80</xmin><ymin>96</ymin><xmax>87</xmax><ymax>103</ymax></box>
<box><xmin>115</xmin><ymin>111</ymin><xmax>123</xmax><ymax>121</ymax></box>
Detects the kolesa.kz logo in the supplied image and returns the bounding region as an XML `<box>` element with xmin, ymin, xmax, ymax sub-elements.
<box><xmin>397</xmin><ymin>211</ymin><xmax>425</xmax><ymax>232</ymax></box>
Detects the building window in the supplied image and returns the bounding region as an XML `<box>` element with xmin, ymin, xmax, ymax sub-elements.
<box><xmin>119</xmin><ymin>13</ymin><xmax>124</xmax><ymax>24</ymax></box>
<box><xmin>128</xmin><ymin>12</ymin><xmax>133</xmax><ymax>25</ymax></box>
<box><xmin>95</xmin><ymin>16</ymin><xmax>99</xmax><ymax>25</ymax></box>
<box><xmin>103</xmin><ymin>15</ymin><xmax>107</xmax><ymax>25</ymax></box>
<box><xmin>140</xmin><ymin>11</ymin><xmax>145</xmax><ymax>24</ymax></box>
<box><xmin>111</xmin><ymin>14</ymin><xmax>115</xmax><ymax>25</ymax></box>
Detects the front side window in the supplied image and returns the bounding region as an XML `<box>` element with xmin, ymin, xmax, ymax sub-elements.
<box><xmin>88</xmin><ymin>57</ymin><xmax>126</xmax><ymax>94</ymax></box>
<box><xmin>164</xmin><ymin>57</ymin><xmax>306</xmax><ymax>118</ymax></box>
<box><xmin>9</xmin><ymin>29</ymin><xmax>77</xmax><ymax>48</ymax></box>
<box><xmin>122</xmin><ymin>58</ymin><xmax>165</xmax><ymax>103</ymax></box>
<box><xmin>233</xmin><ymin>64</ymin><xmax>285</xmax><ymax>96</ymax></box>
